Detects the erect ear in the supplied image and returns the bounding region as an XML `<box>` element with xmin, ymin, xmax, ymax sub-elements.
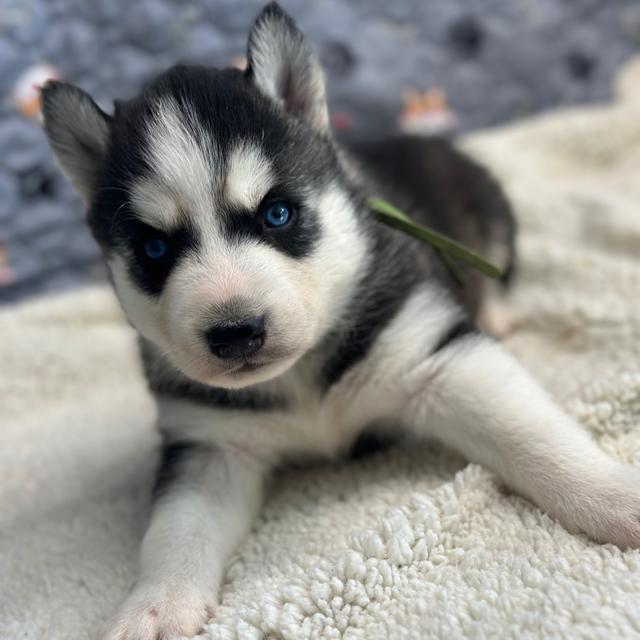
<box><xmin>246</xmin><ymin>2</ymin><xmax>329</xmax><ymax>132</ymax></box>
<box><xmin>41</xmin><ymin>80</ymin><xmax>112</xmax><ymax>204</ymax></box>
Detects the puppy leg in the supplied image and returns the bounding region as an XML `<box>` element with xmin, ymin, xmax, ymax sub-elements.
<box><xmin>403</xmin><ymin>333</ymin><xmax>640</xmax><ymax>548</ymax></box>
<box><xmin>102</xmin><ymin>442</ymin><xmax>264</xmax><ymax>640</ymax></box>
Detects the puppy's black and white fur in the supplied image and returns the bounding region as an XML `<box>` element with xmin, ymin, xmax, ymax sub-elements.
<box><xmin>42</xmin><ymin>4</ymin><xmax>640</xmax><ymax>639</ymax></box>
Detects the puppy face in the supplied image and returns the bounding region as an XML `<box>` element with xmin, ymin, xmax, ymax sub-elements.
<box><xmin>42</xmin><ymin>5</ymin><xmax>367</xmax><ymax>388</ymax></box>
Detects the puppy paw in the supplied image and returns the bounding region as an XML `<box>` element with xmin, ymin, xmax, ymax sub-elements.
<box><xmin>101</xmin><ymin>582</ymin><xmax>216</xmax><ymax>640</ymax></box>
<box><xmin>556</xmin><ymin>464</ymin><xmax>640</xmax><ymax>549</ymax></box>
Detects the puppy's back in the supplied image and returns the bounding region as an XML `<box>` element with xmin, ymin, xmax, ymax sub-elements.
<box><xmin>348</xmin><ymin>135</ymin><xmax>516</xmax><ymax>317</ymax></box>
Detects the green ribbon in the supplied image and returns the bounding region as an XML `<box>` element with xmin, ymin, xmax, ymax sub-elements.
<box><xmin>368</xmin><ymin>197</ymin><xmax>502</xmax><ymax>279</ymax></box>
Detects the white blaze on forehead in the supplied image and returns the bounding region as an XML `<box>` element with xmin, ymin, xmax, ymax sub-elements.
<box><xmin>225</xmin><ymin>142</ymin><xmax>274</xmax><ymax>210</ymax></box>
<box><xmin>145</xmin><ymin>97</ymin><xmax>217</xmax><ymax>226</ymax></box>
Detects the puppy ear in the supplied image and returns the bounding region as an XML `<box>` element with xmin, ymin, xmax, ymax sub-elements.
<box><xmin>41</xmin><ymin>81</ymin><xmax>112</xmax><ymax>204</ymax></box>
<box><xmin>246</xmin><ymin>2</ymin><xmax>329</xmax><ymax>131</ymax></box>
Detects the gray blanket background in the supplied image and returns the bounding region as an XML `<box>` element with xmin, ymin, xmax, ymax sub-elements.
<box><xmin>1</xmin><ymin>0</ymin><xmax>639</xmax><ymax>302</ymax></box>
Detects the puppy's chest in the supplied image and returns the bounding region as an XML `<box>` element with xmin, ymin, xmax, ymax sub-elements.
<box><xmin>279</xmin><ymin>353</ymin><xmax>419</xmax><ymax>461</ymax></box>
<box><xmin>196</xmin><ymin>364</ymin><xmax>398</xmax><ymax>462</ymax></box>
<box><xmin>264</xmin><ymin>375</ymin><xmax>377</xmax><ymax>460</ymax></box>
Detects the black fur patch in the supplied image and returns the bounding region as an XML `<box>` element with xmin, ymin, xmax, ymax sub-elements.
<box><xmin>348</xmin><ymin>429</ymin><xmax>402</xmax><ymax>459</ymax></box>
<box><xmin>431</xmin><ymin>318</ymin><xmax>479</xmax><ymax>354</ymax></box>
<box><xmin>123</xmin><ymin>219</ymin><xmax>198</xmax><ymax>296</ymax></box>
<box><xmin>320</xmin><ymin>228</ymin><xmax>425</xmax><ymax>389</ymax></box>
<box><xmin>152</xmin><ymin>377</ymin><xmax>287</xmax><ymax>411</ymax></box>
<box><xmin>153</xmin><ymin>439</ymin><xmax>213</xmax><ymax>499</ymax></box>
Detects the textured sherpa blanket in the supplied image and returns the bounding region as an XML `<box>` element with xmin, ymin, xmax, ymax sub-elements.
<box><xmin>3</xmin><ymin>58</ymin><xmax>640</xmax><ymax>640</ymax></box>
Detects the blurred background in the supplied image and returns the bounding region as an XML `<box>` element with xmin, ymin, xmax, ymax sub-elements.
<box><xmin>0</xmin><ymin>0</ymin><xmax>639</xmax><ymax>303</ymax></box>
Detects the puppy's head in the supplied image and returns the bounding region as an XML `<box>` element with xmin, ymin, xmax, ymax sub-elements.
<box><xmin>42</xmin><ymin>3</ymin><xmax>367</xmax><ymax>389</ymax></box>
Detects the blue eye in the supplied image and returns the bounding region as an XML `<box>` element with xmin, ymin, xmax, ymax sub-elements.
<box><xmin>144</xmin><ymin>238</ymin><xmax>167</xmax><ymax>259</ymax></box>
<box><xmin>264</xmin><ymin>202</ymin><xmax>291</xmax><ymax>228</ymax></box>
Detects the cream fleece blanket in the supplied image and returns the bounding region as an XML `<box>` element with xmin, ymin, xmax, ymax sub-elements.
<box><xmin>3</xmin><ymin>58</ymin><xmax>640</xmax><ymax>640</ymax></box>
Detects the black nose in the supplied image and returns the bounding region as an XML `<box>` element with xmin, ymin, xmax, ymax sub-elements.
<box><xmin>206</xmin><ymin>317</ymin><xmax>265</xmax><ymax>359</ymax></box>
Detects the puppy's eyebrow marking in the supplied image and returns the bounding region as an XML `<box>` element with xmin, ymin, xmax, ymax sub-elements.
<box><xmin>130</xmin><ymin>178</ymin><xmax>181</xmax><ymax>230</ymax></box>
<box><xmin>225</xmin><ymin>142</ymin><xmax>274</xmax><ymax>210</ymax></box>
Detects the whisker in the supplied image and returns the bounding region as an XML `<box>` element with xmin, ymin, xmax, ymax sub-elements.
<box><xmin>109</xmin><ymin>202</ymin><xmax>137</xmax><ymax>235</ymax></box>
<box><xmin>97</xmin><ymin>186</ymin><xmax>131</xmax><ymax>195</ymax></box>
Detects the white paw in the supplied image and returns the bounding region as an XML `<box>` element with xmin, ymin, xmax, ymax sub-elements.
<box><xmin>555</xmin><ymin>464</ymin><xmax>640</xmax><ymax>549</ymax></box>
<box><xmin>101</xmin><ymin>582</ymin><xmax>216</xmax><ymax>640</ymax></box>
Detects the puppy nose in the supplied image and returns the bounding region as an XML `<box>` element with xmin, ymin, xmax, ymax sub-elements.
<box><xmin>206</xmin><ymin>317</ymin><xmax>265</xmax><ymax>359</ymax></box>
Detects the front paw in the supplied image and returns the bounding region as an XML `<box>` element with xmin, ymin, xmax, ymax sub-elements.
<box><xmin>555</xmin><ymin>464</ymin><xmax>640</xmax><ymax>549</ymax></box>
<box><xmin>101</xmin><ymin>582</ymin><xmax>216</xmax><ymax>640</ymax></box>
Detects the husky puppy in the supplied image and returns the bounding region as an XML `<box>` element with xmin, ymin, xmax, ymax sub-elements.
<box><xmin>42</xmin><ymin>3</ymin><xmax>640</xmax><ymax>638</ymax></box>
